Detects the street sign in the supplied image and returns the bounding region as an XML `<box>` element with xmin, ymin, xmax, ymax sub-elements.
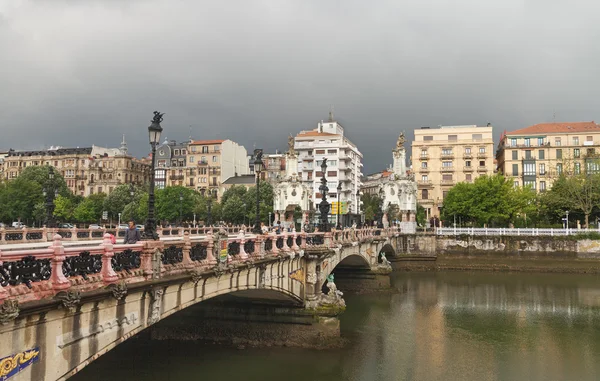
<box><xmin>102</xmin><ymin>211</ymin><xmax>108</xmax><ymax>220</ymax></box>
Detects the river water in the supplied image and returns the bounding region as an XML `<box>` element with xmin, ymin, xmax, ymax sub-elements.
<box><xmin>73</xmin><ymin>272</ymin><xmax>600</xmax><ymax>381</ymax></box>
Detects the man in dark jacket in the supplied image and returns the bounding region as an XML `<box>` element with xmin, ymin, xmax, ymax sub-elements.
<box><xmin>123</xmin><ymin>220</ymin><xmax>141</xmax><ymax>244</ymax></box>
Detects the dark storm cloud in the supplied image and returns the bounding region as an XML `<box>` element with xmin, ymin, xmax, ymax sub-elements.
<box><xmin>2</xmin><ymin>0</ymin><xmax>600</xmax><ymax>173</ymax></box>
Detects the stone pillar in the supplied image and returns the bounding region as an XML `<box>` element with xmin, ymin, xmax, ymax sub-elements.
<box><xmin>101</xmin><ymin>233</ymin><xmax>119</xmax><ymax>284</ymax></box>
<box><xmin>402</xmin><ymin>212</ymin><xmax>408</xmax><ymax>222</ymax></box>
<box><xmin>238</xmin><ymin>231</ymin><xmax>248</xmax><ymax>260</ymax></box>
<box><xmin>291</xmin><ymin>229</ymin><xmax>300</xmax><ymax>251</ymax></box>
<box><xmin>254</xmin><ymin>235</ymin><xmax>265</xmax><ymax>258</ymax></box>
<box><xmin>50</xmin><ymin>234</ymin><xmax>71</xmax><ymax>292</ymax></box>
<box><xmin>205</xmin><ymin>232</ymin><xmax>217</xmax><ymax>264</ymax></box>
<box><xmin>282</xmin><ymin>231</ymin><xmax>291</xmax><ymax>252</ymax></box>
<box><xmin>141</xmin><ymin>240</ymin><xmax>164</xmax><ymax>280</ymax></box>
<box><xmin>270</xmin><ymin>232</ymin><xmax>279</xmax><ymax>255</ymax></box>
<box><xmin>182</xmin><ymin>232</ymin><xmax>193</xmax><ymax>268</ymax></box>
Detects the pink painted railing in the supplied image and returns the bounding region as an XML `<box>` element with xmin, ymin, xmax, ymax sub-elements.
<box><xmin>0</xmin><ymin>225</ymin><xmax>247</xmax><ymax>245</ymax></box>
<box><xmin>0</xmin><ymin>227</ymin><xmax>400</xmax><ymax>305</ymax></box>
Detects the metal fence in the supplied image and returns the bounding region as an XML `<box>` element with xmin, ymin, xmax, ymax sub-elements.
<box><xmin>436</xmin><ymin>227</ymin><xmax>600</xmax><ymax>236</ymax></box>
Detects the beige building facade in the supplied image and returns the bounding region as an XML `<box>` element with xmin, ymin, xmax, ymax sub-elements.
<box><xmin>412</xmin><ymin>124</ymin><xmax>495</xmax><ymax>217</ymax></box>
<box><xmin>496</xmin><ymin>121</ymin><xmax>600</xmax><ymax>192</ymax></box>
<box><xmin>3</xmin><ymin>139</ymin><xmax>151</xmax><ymax>196</ymax></box>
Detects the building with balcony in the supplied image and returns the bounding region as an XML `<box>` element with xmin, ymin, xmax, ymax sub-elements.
<box><xmin>294</xmin><ymin>114</ymin><xmax>363</xmax><ymax>225</ymax></box>
<box><xmin>496</xmin><ymin>121</ymin><xmax>600</xmax><ymax>192</ymax></box>
<box><xmin>154</xmin><ymin>139</ymin><xmax>189</xmax><ymax>190</ymax></box>
<box><xmin>187</xmin><ymin>139</ymin><xmax>249</xmax><ymax>199</ymax></box>
<box><xmin>412</xmin><ymin>124</ymin><xmax>495</xmax><ymax>217</ymax></box>
<box><xmin>3</xmin><ymin>136</ymin><xmax>151</xmax><ymax>196</ymax></box>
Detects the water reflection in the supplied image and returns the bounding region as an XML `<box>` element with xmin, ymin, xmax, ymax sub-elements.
<box><xmin>73</xmin><ymin>272</ymin><xmax>600</xmax><ymax>381</ymax></box>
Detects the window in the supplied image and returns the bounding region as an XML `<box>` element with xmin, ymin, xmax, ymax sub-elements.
<box><xmin>524</xmin><ymin>163</ymin><xmax>535</xmax><ymax>176</ymax></box>
<box><xmin>200</xmin><ymin>156</ymin><xmax>206</xmax><ymax>163</ymax></box>
<box><xmin>423</xmin><ymin>136</ymin><xmax>433</xmax><ymax>141</ymax></box>
<box><xmin>202</xmin><ymin>146</ymin><xmax>208</xmax><ymax>153</ymax></box>
<box><xmin>557</xmin><ymin>163</ymin><xmax>563</xmax><ymax>175</ymax></box>
<box><xmin>316</xmin><ymin>150</ymin><xmax>325</xmax><ymax>154</ymax></box>
<box><xmin>556</xmin><ymin>149</ymin><xmax>562</xmax><ymax>159</ymax></box>
<box><xmin>327</xmin><ymin>149</ymin><xmax>337</xmax><ymax>154</ymax></box>
<box><xmin>442</xmin><ymin>148</ymin><xmax>453</xmax><ymax>155</ymax></box>
<box><xmin>512</xmin><ymin>150</ymin><xmax>518</xmax><ymax>160</ymax></box>
<box><xmin>448</xmin><ymin>135</ymin><xmax>457</xmax><ymax>141</ymax></box>
<box><xmin>540</xmin><ymin>181</ymin><xmax>546</xmax><ymax>191</ymax></box>
<box><xmin>574</xmin><ymin>148</ymin><xmax>580</xmax><ymax>158</ymax></box>
<box><xmin>575</xmin><ymin>162</ymin><xmax>581</xmax><ymax>174</ymax></box>
<box><xmin>587</xmin><ymin>161</ymin><xmax>600</xmax><ymax>174</ymax></box>
<box><xmin>472</xmin><ymin>134</ymin><xmax>482</xmax><ymax>140</ymax></box>
<box><xmin>212</xmin><ymin>177</ymin><xmax>217</xmax><ymax>186</ymax></box>
<box><xmin>421</xmin><ymin>162</ymin><xmax>427</xmax><ymax>168</ymax></box>
<box><xmin>538</xmin><ymin>137</ymin><xmax>544</xmax><ymax>146</ymax></box>
<box><xmin>513</xmin><ymin>181</ymin><xmax>519</xmax><ymax>187</ymax></box>
<box><xmin>442</xmin><ymin>174</ymin><xmax>453</xmax><ymax>181</ymax></box>
<box><xmin>573</xmin><ymin>137</ymin><xmax>579</xmax><ymax>145</ymax></box>
<box><xmin>443</xmin><ymin>191</ymin><xmax>449</xmax><ymax>199</ymax></box>
<box><xmin>181</xmin><ymin>149</ymin><xmax>187</xmax><ymax>155</ymax></box>
<box><xmin>525</xmin><ymin>150</ymin><xmax>532</xmax><ymax>159</ymax></box>
<box><xmin>524</xmin><ymin>180</ymin><xmax>536</xmax><ymax>190</ymax></box>
<box><xmin>466</xmin><ymin>174</ymin><xmax>472</xmax><ymax>181</ymax></box>
<box><xmin>555</xmin><ymin>138</ymin><xmax>562</xmax><ymax>146</ymax></box>
<box><xmin>421</xmin><ymin>189</ymin><xmax>429</xmax><ymax>199</ymax></box>
<box><xmin>327</xmin><ymin>171</ymin><xmax>337</xmax><ymax>177</ymax></box>
<box><xmin>442</xmin><ymin>161</ymin><xmax>453</xmax><ymax>167</ymax></box>
<box><xmin>465</xmin><ymin>161</ymin><xmax>471</xmax><ymax>167</ymax></box>
<box><xmin>465</xmin><ymin>147</ymin><xmax>472</xmax><ymax>154</ymax></box>
<box><xmin>479</xmin><ymin>147</ymin><xmax>486</xmax><ymax>153</ymax></box>
<box><xmin>479</xmin><ymin>160</ymin><xmax>485</xmax><ymax>167</ymax></box>
<box><xmin>212</xmin><ymin>156</ymin><xmax>218</xmax><ymax>163</ymax></box>
<box><xmin>512</xmin><ymin>164</ymin><xmax>518</xmax><ymax>176</ymax></box>
<box><xmin>539</xmin><ymin>150</ymin><xmax>545</xmax><ymax>160</ymax></box>
<box><xmin>421</xmin><ymin>175</ymin><xmax>428</xmax><ymax>181</ymax></box>
<box><xmin>588</xmin><ymin>148</ymin><xmax>596</xmax><ymax>155</ymax></box>
<box><xmin>511</xmin><ymin>138</ymin><xmax>517</xmax><ymax>147</ymax></box>
<box><xmin>214</xmin><ymin>145</ymin><xmax>220</xmax><ymax>152</ymax></box>
<box><xmin>189</xmin><ymin>156</ymin><xmax>194</xmax><ymax>163</ymax></box>
<box><xmin>328</xmin><ymin>160</ymin><xmax>337</xmax><ymax>167</ymax></box>
<box><xmin>174</xmin><ymin>149</ymin><xmax>179</xmax><ymax>155</ymax></box>
<box><xmin>421</xmin><ymin>149</ymin><xmax>427</xmax><ymax>157</ymax></box>
<box><xmin>524</xmin><ymin>138</ymin><xmax>530</xmax><ymax>147</ymax></box>
<box><xmin>587</xmin><ymin>136</ymin><xmax>593</xmax><ymax>142</ymax></box>
<box><xmin>539</xmin><ymin>163</ymin><xmax>545</xmax><ymax>175</ymax></box>
<box><xmin>191</xmin><ymin>146</ymin><xmax>197</xmax><ymax>153</ymax></box>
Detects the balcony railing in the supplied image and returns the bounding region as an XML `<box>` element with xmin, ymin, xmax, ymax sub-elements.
<box><xmin>417</xmin><ymin>180</ymin><xmax>432</xmax><ymax>186</ymax></box>
<box><xmin>440</xmin><ymin>167</ymin><xmax>454</xmax><ymax>172</ymax></box>
<box><xmin>420</xmin><ymin>154</ymin><xmax>429</xmax><ymax>160</ymax></box>
<box><xmin>441</xmin><ymin>179</ymin><xmax>454</xmax><ymax>185</ymax></box>
<box><xmin>463</xmin><ymin>166</ymin><xmax>474</xmax><ymax>171</ymax></box>
<box><xmin>477</xmin><ymin>153</ymin><xmax>488</xmax><ymax>158</ymax></box>
<box><xmin>440</xmin><ymin>153</ymin><xmax>454</xmax><ymax>159</ymax></box>
<box><xmin>477</xmin><ymin>166</ymin><xmax>487</xmax><ymax>172</ymax></box>
<box><xmin>169</xmin><ymin>175</ymin><xmax>184</xmax><ymax>180</ymax></box>
<box><xmin>419</xmin><ymin>167</ymin><xmax>430</xmax><ymax>172</ymax></box>
<box><xmin>463</xmin><ymin>153</ymin><xmax>473</xmax><ymax>159</ymax></box>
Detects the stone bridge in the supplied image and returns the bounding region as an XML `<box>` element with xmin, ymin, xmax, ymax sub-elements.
<box><xmin>0</xmin><ymin>228</ymin><xmax>403</xmax><ymax>381</ymax></box>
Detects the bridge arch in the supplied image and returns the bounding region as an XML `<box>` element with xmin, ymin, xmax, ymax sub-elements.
<box><xmin>379</xmin><ymin>243</ymin><xmax>396</xmax><ymax>263</ymax></box>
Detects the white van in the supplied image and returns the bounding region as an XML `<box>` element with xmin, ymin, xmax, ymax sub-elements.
<box><xmin>11</xmin><ymin>222</ymin><xmax>26</xmax><ymax>228</ymax></box>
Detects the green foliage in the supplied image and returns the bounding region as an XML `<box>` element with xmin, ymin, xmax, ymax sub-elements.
<box><xmin>53</xmin><ymin>195</ymin><xmax>75</xmax><ymax>222</ymax></box>
<box><xmin>416</xmin><ymin>204</ymin><xmax>426</xmax><ymax>226</ymax></box>
<box><xmin>18</xmin><ymin>166</ymin><xmax>70</xmax><ymax>197</ymax></box>
<box><xmin>73</xmin><ymin>193</ymin><xmax>106</xmax><ymax>223</ymax></box>
<box><xmin>244</xmin><ymin>182</ymin><xmax>274</xmax><ymax>224</ymax></box>
<box><xmin>221</xmin><ymin>194</ymin><xmax>246</xmax><ymax>224</ymax></box>
<box><xmin>441</xmin><ymin>174</ymin><xmax>538</xmax><ymax>227</ymax></box>
<box><xmin>361</xmin><ymin>193</ymin><xmax>383</xmax><ymax>223</ymax></box>
<box><xmin>0</xmin><ymin>177</ymin><xmax>44</xmax><ymax>223</ymax></box>
<box><xmin>155</xmin><ymin>186</ymin><xmax>196</xmax><ymax>223</ymax></box>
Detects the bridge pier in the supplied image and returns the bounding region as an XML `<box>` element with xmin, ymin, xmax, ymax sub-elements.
<box><xmin>149</xmin><ymin>296</ymin><xmax>346</xmax><ymax>349</ymax></box>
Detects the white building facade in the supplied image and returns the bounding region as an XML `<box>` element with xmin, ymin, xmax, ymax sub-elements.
<box><xmin>294</xmin><ymin>116</ymin><xmax>363</xmax><ymax>226</ymax></box>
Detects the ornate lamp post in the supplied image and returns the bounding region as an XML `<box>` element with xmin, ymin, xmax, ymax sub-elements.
<box><xmin>207</xmin><ymin>193</ymin><xmax>213</xmax><ymax>227</ymax></box>
<box><xmin>318</xmin><ymin>158</ymin><xmax>331</xmax><ymax>232</ymax></box>
<box><xmin>378</xmin><ymin>187</ymin><xmax>385</xmax><ymax>228</ymax></box>
<box><xmin>129</xmin><ymin>184</ymin><xmax>135</xmax><ymax>220</ymax></box>
<box><xmin>356</xmin><ymin>189</ymin><xmax>362</xmax><ymax>225</ymax></box>
<box><xmin>179</xmin><ymin>191</ymin><xmax>183</xmax><ymax>226</ymax></box>
<box><xmin>336</xmin><ymin>182</ymin><xmax>342</xmax><ymax>228</ymax></box>
<box><xmin>43</xmin><ymin>166</ymin><xmax>58</xmax><ymax>228</ymax></box>
<box><xmin>252</xmin><ymin>149</ymin><xmax>264</xmax><ymax>234</ymax></box>
<box><xmin>142</xmin><ymin>111</ymin><xmax>163</xmax><ymax>240</ymax></box>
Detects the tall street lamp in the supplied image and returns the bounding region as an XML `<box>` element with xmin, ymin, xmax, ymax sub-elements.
<box><xmin>318</xmin><ymin>158</ymin><xmax>331</xmax><ymax>232</ymax></box>
<box><xmin>252</xmin><ymin>149</ymin><xmax>264</xmax><ymax>234</ymax></box>
<box><xmin>43</xmin><ymin>166</ymin><xmax>58</xmax><ymax>228</ymax></box>
<box><xmin>336</xmin><ymin>182</ymin><xmax>342</xmax><ymax>228</ymax></box>
<box><xmin>129</xmin><ymin>184</ymin><xmax>135</xmax><ymax>220</ymax></box>
<box><xmin>142</xmin><ymin>111</ymin><xmax>163</xmax><ymax>240</ymax></box>
<box><xmin>378</xmin><ymin>187</ymin><xmax>385</xmax><ymax>228</ymax></box>
<box><xmin>356</xmin><ymin>189</ymin><xmax>361</xmax><ymax>225</ymax></box>
<box><xmin>179</xmin><ymin>191</ymin><xmax>183</xmax><ymax>226</ymax></box>
<box><xmin>565</xmin><ymin>210</ymin><xmax>570</xmax><ymax>233</ymax></box>
<box><xmin>207</xmin><ymin>193</ymin><xmax>213</xmax><ymax>227</ymax></box>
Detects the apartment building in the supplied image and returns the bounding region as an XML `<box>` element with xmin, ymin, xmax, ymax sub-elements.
<box><xmin>412</xmin><ymin>124</ymin><xmax>495</xmax><ymax>217</ymax></box>
<box><xmin>155</xmin><ymin>139</ymin><xmax>189</xmax><ymax>189</ymax></box>
<box><xmin>496</xmin><ymin>121</ymin><xmax>600</xmax><ymax>191</ymax></box>
<box><xmin>187</xmin><ymin>139</ymin><xmax>249</xmax><ymax>198</ymax></box>
<box><xmin>3</xmin><ymin>138</ymin><xmax>151</xmax><ymax>196</ymax></box>
<box><xmin>294</xmin><ymin>116</ymin><xmax>363</xmax><ymax>221</ymax></box>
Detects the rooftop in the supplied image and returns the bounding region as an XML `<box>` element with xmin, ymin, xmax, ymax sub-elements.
<box><xmin>507</xmin><ymin>121</ymin><xmax>600</xmax><ymax>136</ymax></box>
<box><xmin>7</xmin><ymin>147</ymin><xmax>94</xmax><ymax>157</ymax></box>
<box><xmin>222</xmin><ymin>175</ymin><xmax>256</xmax><ymax>185</ymax></box>
<box><xmin>190</xmin><ymin>139</ymin><xmax>226</xmax><ymax>145</ymax></box>
<box><xmin>296</xmin><ymin>131</ymin><xmax>338</xmax><ymax>138</ymax></box>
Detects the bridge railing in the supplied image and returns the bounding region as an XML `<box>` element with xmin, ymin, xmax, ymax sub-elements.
<box><xmin>0</xmin><ymin>227</ymin><xmax>398</xmax><ymax>305</ymax></box>
<box><xmin>436</xmin><ymin>227</ymin><xmax>600</xmax><ymax>236</ymax></box>
<box><xmin>0</xmin><ymin>225</ymin><xmax>248</xmax><ymax>246</ymax></box>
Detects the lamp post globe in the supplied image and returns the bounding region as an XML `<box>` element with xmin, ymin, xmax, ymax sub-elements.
<box><xmin>142</xmin><ymin>111</ymin><xmax>164</xmax><ymax>241</ymax></box>
<box><xmin>252</xmin><ymin>149</ymin><xmax>264</xmax><ymax>235</ymax></box>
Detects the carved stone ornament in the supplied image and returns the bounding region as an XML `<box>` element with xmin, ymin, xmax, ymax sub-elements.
<box><xmin>0</xmin><ymin>299</ymin><xmax>19</xmax><ymax>325</ymax></box>
<box><xmin>147</xmin><ymin>288</ymin><xmax>164</xmax><ymax>325</ymax></box>
<box><xmin>55</xmin><ymin>290</ymin><xmax>82</xmax><ymax>312</ymax></box>
<box><xmin>189</xmin><ymin>270</ymin><xmax>202</xmax><ymax>284</ymax></box>
<box><xmin>109</xmin><ymin>282</ymin><xmax>128</xmax><ymax>300</ymax></box>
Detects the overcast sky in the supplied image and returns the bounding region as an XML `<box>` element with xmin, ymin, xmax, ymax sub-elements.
<box><xmin>2</xmin><ymin>0</ymin><xmax>600</xmax><ymax>174</ymax></box>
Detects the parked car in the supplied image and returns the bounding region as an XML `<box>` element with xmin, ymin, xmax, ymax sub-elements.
<box><xmin>58</xmin><ymin>223</ymin><xmax>75</xmax><ymax>229</ymax></box>
<box><xmin>118</xmin><ymin>224</ymin><xmax>128</xmax><ymax>230</ymax></box>
<box><xmin>136</xmin><ymin>225</ymin><xmax>144</xmax><ymax>230</ymax></box>
<box><xmin>89</xmin><ymin>224</ymin><xmax>101</xmax><ymax>229</ymax></box>
<box><xmin>11</xmin><ymin>222</ymin><xmax>26</xmax><ymax>228</ymax></box>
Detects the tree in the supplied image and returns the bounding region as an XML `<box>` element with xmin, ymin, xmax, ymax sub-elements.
<box><xmin>245</xmin><ymin>182</ymin><xmax>274</xmax><ymax>224</ymax></box>
<box><xmin>544</xmin><ymin>173</ymin><xmax>600</xmax><ymax>228</ymax></box>
<box><xmin>0</xmin><ymin>177</ymin><xmax>43</xmax><ymax>223</ymax></box>
<box><xmin>18</xmin><ymin>166</ymin><xmax>70</xmax><ymax>197</ymax></box>
<box><xmin>361</xmin><ymin>193</ymin><xmax>383</xmax><ymax>224</ymax></box>
<box><xmin>221</xmin><ymin>194</ymin><xmax>246</xmax><ymax>224</ymax></box>
<box><xmin>53</xmin><ymin>195</ymin><xmax>75</xmax><ymax>222</ymax></box>
<box><xmin>416</xmin><ymin>204</ymin><xmax>426</xmax><ymax>227</ymax></box>
<box><xmin>155</xmin><ymin>186</ymin><xmax>196</xmax><ymax>223</ymax></box>
<box><xmin>73</xmin><ymin>193</ymin><xmax>107</xmax><ymax>223</ymax></box>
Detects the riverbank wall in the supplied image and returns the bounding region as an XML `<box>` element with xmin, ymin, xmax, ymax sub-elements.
<box><xmin>392</xmin><ymin>234</ymin><xmax>600</xmax><ymax>273</ymax></box>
